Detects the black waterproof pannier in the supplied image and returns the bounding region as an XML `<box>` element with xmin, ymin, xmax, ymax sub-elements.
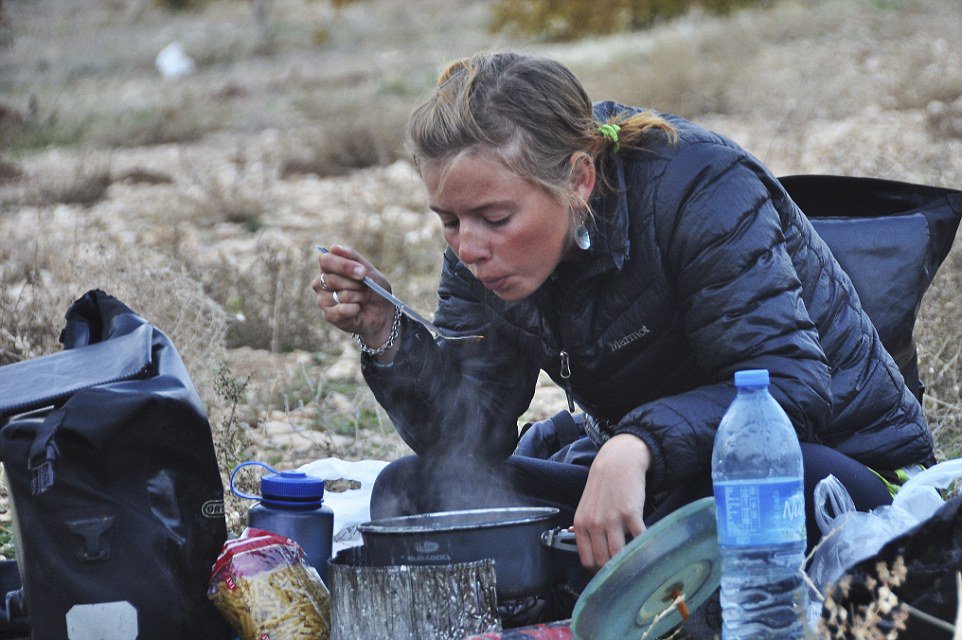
<box><xmin>0</xmin><ymin>290</ymin><xmax>232</xmax><ymax>639</ymax></box>
<box><xmin>782</xmin><ymin>174</ymin><xmax>962</xmax><ymax>403</ymax></box>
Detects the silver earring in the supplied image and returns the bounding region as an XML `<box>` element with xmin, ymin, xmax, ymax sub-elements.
<box><xmin>575</xmin><ymin>213</ymin><xmax>591</xmax><ymax>251</ymax></box>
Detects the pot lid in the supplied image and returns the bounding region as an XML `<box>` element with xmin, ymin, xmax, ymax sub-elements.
<box><xmin>571</xmin><ymin>497</ymin><xmax>720</xmax><ymax>640</ymax></box>
<box><xmin>359</xmin><ymin>507</ymin><xmax>560</xmax><ymax>534</ymax></box>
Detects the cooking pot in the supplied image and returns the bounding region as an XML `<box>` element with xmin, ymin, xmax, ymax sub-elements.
<box><xmin>357</xmin><ymin>507</ymin><xmax>579</xmax><ymax>598</ymax></box>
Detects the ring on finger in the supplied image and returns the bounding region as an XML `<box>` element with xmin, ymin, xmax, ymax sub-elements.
<box><xmin>319</xmin><ymin>273</ymin><xmax>330</xmax><ymax>291</ymax></box>
<box><xmin>332</xmin><ymin>290</ymin><xmax>341</xmax><ymax>305</ymax></box>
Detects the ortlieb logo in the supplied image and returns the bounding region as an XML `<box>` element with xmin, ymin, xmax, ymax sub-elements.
<box><xmin>202</xmin><ymin>499</ymin><xmax>225</xmax><ymax>518</ymax></box>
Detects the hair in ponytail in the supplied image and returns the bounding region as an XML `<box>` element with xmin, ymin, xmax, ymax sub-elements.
<box><xmin>408</xmin><ymin>51</ymin><xmax>676</xmax><ymax>208</ymax></box>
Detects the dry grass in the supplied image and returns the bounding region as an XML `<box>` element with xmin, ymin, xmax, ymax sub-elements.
<box><xmin>820</xmin><ymin>558</ymin><xmax>911</xmax><ymax>639</ymax></box>
<box><xmin>918</xmin><ymin>244</ymin><xmax>962</xmax><ymax>460</ymax></box>
<box><xmin>32</xmin><ymin>161</ymin><xmax>113</xmax><ymax>207</ymax></box>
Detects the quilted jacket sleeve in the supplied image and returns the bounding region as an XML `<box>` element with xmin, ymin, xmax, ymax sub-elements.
<box><xmin>361</xmin><ymin>250</ymin><xmax>541</xmax><ymax>461</ymax></box>
<box><xmin>611</xmin><ymin>141</ymin><xmax>834</xmax><ymax>500</ymax></box>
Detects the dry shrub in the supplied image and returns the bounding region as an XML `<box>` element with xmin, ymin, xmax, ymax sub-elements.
<box><xmin>870</xmin><ymin>35</ymin><xmax>962</xmax><ymax>112</ymax></box>
<box><xmin>197</xmin><ymin>240</ymin><xmax>335</xmax><ymax>353</ymax></box>
<box><xmin>31</xmin><ymin>161</ymin><xmax>113</xmax><ymax>207</ymax></box>
<box><xmin>279</xmin><ymin>102</ymin><xmax>409</xmax><ymax>179</ymax></box>
<box><xmin>927</xmin><ymin>98</ymin><xmax>962</xmax><ymax>141</ymax></box>
<box><xmin>178</xmin><ymin>145</ymin><xmax>271</xmax><ymax>230</ymax></box>
<box><xmin>2</xmin><ymin>94</ymin><xmax>211</xmax><ymax>153</ymax></box>
<box><xmin>90</xmin><ymin>104</ymin><xmax>210</xmax><ymax>149</ymax></box>
<box><xmin>0</xmin><ymin>283</ymin><xmax>61</xmax><ymax>367</ymax></box>
<box><xmin>212</xmin><ymin>361</ymin><xmax>257</xmax><ymax>533</ymax></box>
<box><xmin>760</xmin><ymin>110</ymin><xmax>962</xmax><ymax>189</ymax></box>
<box><xmin>0</xmin><ymin>234</ymin><xmax>252</xmax><ymax>512</ymax></box>
<box><xmin>820</xmin><ymin>558</ymin><xmax>910</xmax><ymax>639</ymax></box>
<box><xmin>0</xmin><ymin>97</ymin><xmax>89</xmax><ymax>151</ymax></box>
<box><xmin>115</xmin><ymin>166</ymin><xmax>174</xmax><ymax>185</ymax></box>
<box><xmin>154</xmin><ymin>0</ymin><xmax>211</xmax><ymax>10</ymax></box>
<box><xmin>0</xmin><ymin>158</ymin><xmax>21</xmax><ymax>183</ymax></box>
<box><xmin>0</xmin><ymin>102</ymin><xmax>27</xmax><ymax>149</ymax></box>
<box><xmin>491</xmin><ymin>0</ymin><xmax>764</xmax><ymax>41</ymax></box>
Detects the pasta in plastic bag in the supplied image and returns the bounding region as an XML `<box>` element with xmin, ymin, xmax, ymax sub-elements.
<box><xmin>208</xmin><ymin>527</ymin><xmax>331</xmax><ymax>640</ymax></box>
<box><xmin>808</xmin><ymin>458</ymin><xmax>962</xmax><ymax>592</ymax></box>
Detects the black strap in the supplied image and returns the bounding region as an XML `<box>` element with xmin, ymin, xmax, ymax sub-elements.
<box><xmin>27</xmin><ymin>407</ymin><xmax>66</xmax><ymax>496</ymax></box>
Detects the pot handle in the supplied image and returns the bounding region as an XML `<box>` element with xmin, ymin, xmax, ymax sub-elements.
<box><xmin>541</xmin><ymin>527</ymin><xmax>579</xmax><ymax>554</ymax></box>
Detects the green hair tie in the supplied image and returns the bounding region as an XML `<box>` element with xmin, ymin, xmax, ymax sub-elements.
<box><xmin>598</xmin><ymin>123</ymin><xmax>621</xmax><ymax>152</ymax></box>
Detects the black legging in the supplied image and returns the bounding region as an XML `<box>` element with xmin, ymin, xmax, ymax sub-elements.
<box><xmin>370</xmin><ymin>442</ymin><xmax>894</xmax><ymax>553</ymax></box>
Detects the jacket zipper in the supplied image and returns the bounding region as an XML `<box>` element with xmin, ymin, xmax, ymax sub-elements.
<box><xmin>545</xmin><ymin>273</ymin><xmax>578</xmax><ymax>413</ymax></box>
<box><xmin>559</xmin><ymin>350</ymin><xmax>575</xmax><ymax>412</ymax></box>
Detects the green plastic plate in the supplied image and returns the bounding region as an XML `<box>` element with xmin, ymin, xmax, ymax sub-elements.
<box><xmin>571</xmin><ymin>497</ymin><xmax>721</xmax><ymax>640</ymax></box>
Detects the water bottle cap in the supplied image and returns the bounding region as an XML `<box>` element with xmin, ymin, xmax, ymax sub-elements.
<box><xmin>261</xmin><ymin>471</ymin><xmax>325</xmax><ymax>502</ymax></box>
<box><xmin>734</xmin><ymin>369</ymin><xmax>769</xmax><ymax>388</ymax></box>
<box><xmin>229</xmin><ymin>461</ymin><xmax>325</xmax><ymax>506</ymax></box>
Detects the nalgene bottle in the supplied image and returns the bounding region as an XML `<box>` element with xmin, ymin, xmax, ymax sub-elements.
<box><xmin>230</xmin><ymin>461</ymin><xmax>334</xmax><ymax>584</ymax></box>
<box><xmin>711</xmin><ymin>369</ymin><xmax>807</xmax><ymax>639</ymax></box>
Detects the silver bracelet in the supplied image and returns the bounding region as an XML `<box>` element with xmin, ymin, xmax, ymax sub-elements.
<box><xmin>353</xmin><ymin>306</ymin><xmax>402</xmax><ymax>356</ymax></box>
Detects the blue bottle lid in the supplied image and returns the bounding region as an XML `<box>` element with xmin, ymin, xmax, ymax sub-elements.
<box><xmin>734</xmin><ymin>369</ymin><xmax>769</xmax><ymax>388</ymax></box>
<box><xmin>261</xmin><ymin>471</ymin><xmax>325</xmax><ymax>503</ymax></box>
<box><xmin>230</xmin><ymin>461</ymin><xmax>325</xmax><ymax>508</ymax></box>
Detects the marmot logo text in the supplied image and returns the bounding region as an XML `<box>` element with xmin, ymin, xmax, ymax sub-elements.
<box><xmin>606</xmin><ymin>326</ymin><xmax>651</xmax><ymax>352</ymax></box>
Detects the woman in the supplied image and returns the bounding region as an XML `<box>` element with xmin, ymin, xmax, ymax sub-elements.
<box><xmin>312</xmin><ymin>52</ymin><xmax>934</xmax><ymax>577</ymax></box>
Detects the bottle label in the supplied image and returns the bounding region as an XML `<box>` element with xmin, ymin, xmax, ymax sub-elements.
<box><xmin>713</xmin><ymin>477</ymin><xmax>806</xmax><ymax>547</ymax></box>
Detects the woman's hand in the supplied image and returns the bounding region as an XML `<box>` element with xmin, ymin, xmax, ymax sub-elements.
<box><xmin>573</xmin><ymin>433</ymin><xmax>651</xmax><ymax>571</ymax></box>
<box><xmin>311</xmin><ymin>244</ymin><xmax>399</xmax><ymax>361</ymax></box>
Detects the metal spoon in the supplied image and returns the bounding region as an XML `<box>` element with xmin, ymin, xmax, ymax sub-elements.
<box><xmin>317</xmin><ymin>246</ymin><xmax>484</xmax><ymax>343</ymax></box>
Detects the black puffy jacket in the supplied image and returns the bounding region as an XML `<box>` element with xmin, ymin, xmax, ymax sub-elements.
<box><xmin>363</xmin><ymin>103</ymin><xmax>935</xmax><ymax>503</ymax></box>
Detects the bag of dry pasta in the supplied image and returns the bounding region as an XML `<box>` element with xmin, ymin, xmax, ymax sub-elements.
<box><xmin>209</xmin><ymin>528</ymin><xmax>331</xmax><ymax>640</ymax></box>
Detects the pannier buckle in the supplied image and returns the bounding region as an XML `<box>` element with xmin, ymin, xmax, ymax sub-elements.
<box><xmin>29</xmin><ymin>441</ymin><xmax>59</xmax><ymax>496</ymax></box>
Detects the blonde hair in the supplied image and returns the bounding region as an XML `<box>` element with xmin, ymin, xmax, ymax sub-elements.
<box><xmin>408</xmin><ymin>52</ymin><xmax>676</xmax><ymax>207</ymax></box>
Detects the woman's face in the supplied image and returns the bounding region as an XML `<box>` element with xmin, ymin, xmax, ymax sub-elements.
<box><xmin>423</xmin><ymin>151</ymin><xmax>592</xmax><ymax>301</ymax></box>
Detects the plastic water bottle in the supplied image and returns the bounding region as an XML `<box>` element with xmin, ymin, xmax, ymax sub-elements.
<box><xmin>711</xmin><ymin>369</ymin><xmax>808</xmax><ymax>639</ymax></box>
<box><xmin>230</xmin><ymin>461</ymin><xmax>335</xmax><ymax>584</ymax></box>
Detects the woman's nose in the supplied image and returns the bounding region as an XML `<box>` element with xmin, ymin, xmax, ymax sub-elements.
<box><xmin>456</xmin><ymin>224</ymin><xmax>490</xmax><ymax>264</ymax></box>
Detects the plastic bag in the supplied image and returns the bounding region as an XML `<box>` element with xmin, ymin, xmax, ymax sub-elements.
<box><xmin>825</xmin><ymin>492</ymin><xmax>962</xmax><ymax>639</ymax></box>
<box><xmin>208</xmin><ymin>528</ymin><xmax>332</xmax><ymax>640</ymax></box>
<box><xmin>808</xmin><ymin>458</ymin><xmax>962</xmax><ymax>591</ymax></box>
